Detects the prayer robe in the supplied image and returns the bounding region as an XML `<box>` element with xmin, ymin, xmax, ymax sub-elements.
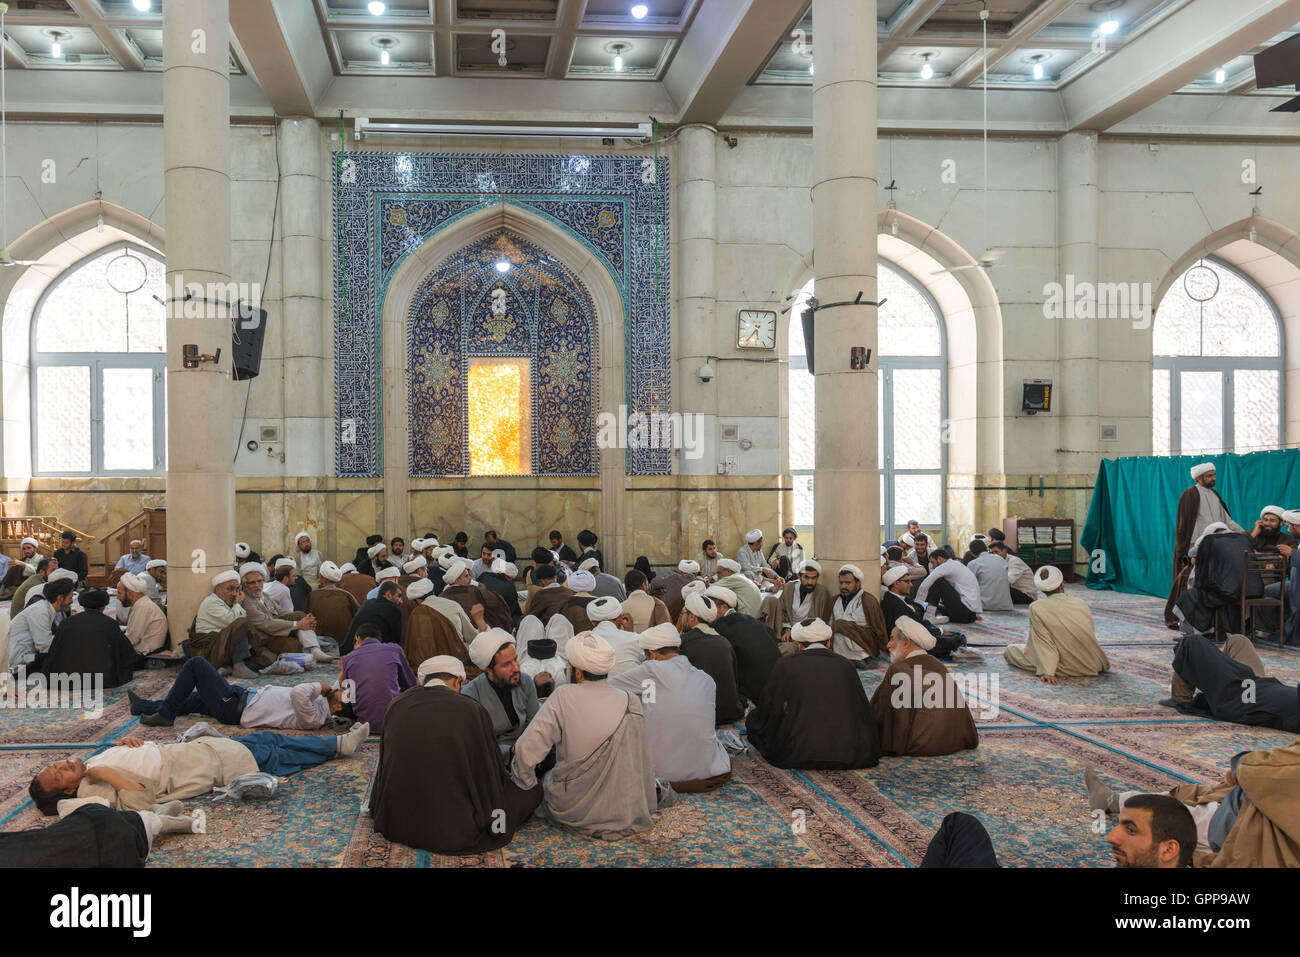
<box><xmin>370</xmin><ymin>685</ymin><xmax>543</xmax><ymax>855</ymax></box>
<box><xmin>773</xmin><ymin>579</ymin><xmax>834</xmax><ymax>634</ymax></box>
<box><xmin>559</xmin><ymin>593</ymin><xmax>595</xmax><ymax>634</ymax></box>
<box><xmin>478</xmin><ymin>570</ymin><xmax>522</xmax><ymax>624</ymax></box>
<box><xmin>968</xmin><ymin>552</ymin><xmax>1013</xmax><ymax>611</ymax></box>
<box><xmin>442</xmin><ymin>583</ymin><xmax>512</xmax><ymax>632</ymax></box>
<box><xmin>680</xmin><ymin>625</ymin><xmax>745</xmax><ymax>724</ymax></box>
<box><xmin>745</xmin><ymin>647</ymin><xmax>881</xmax><ymax>769</ymax></box>
<box><xmin>0</xmin><ymin>804</ymin><xmax>149</xmax><ymax>868</ymax></box>
<box><xmin>305</xmin><ymin>585</ymin><xmax>359</xmax><ymax>642</ymax></box>
<box><xmin>41</xmin><ymin>609</ymin><xmax>139</xmax><ymax>688</ymax></box>
<box><xmin>1004</xmin><ymin>592</ymin><xmax>1109</xmax><ymax>678</ymax></box>
<box><xmin>870</xmin><ymin>650</ymin><xmax>979</xmax><ymax>756</ymax></box>
<box><xmin>649</xmin><ymin>571</ymin><xmax>697</xmax><ymax>620</ymax></box>
<box><xmin>9</xmin><ymin>600</ymin><xmax>59</xmax><ymax>669</ymax></box>
<box><xmin>711</xmin><ymin>611</ymin><xmax>781</xmax><ymax>703</ymax></box>
<box><xmin>830</xmin><ymin>587</ymin><xmax>889</xmax><ymax>660</ymax></box>
<box><xmin>124</xmin><ymin>595</ymin><xmax>168</xmax><ymax>655</ymax></box>
<box><xmin>1168</xmin><ymin>484</ymin><xmax>1243</xmax><ymax>625</ymax></box>
<box><xmin>713</xmin><ymin>572</ymin><xmax>765</xmax><ymax>617</ymax></box>
<box><xmin>610</xmin><ymin>654</ymin><xmax>731</xmax><ymax>788</ymax></box>
<box><xmin>622</xmin><ymin>589</ymin><xmax>671</xmax><ymax>633</ymax></box>
<box><xmin>402</xmin><ymin>603</ymin><xmax>479</xmax><ymax>679</ymax></box>
<box><xmin>523</xmin><ymin>583</ymin><xmax>575</xmax><ymax>625</ymax></box>
<box><xmin>338</xmin><ymin>572</ymin><xmax>377</xmax><ymax>607</ymax></box>
<box><xmin>240</xmin><ymin>592</ymin><xmax>313</xmax><ymax>655</ymax></box>
<box><xmin>342</xmin><ymin>598</ymin><xmax>403</xmax><ymax>655</ymax></box>
<box><xmin>422</xmin><ymin>594</ymin><xmax>479</xmax><ymax>646</ymax></box>
<box><xmin>591</xmin><ymin>620</ymin><xmax>643</xmax><ymax>676</ymax></box>
<box><xmin>461</xmin><ymin>671</ymin><xmax>541</xmax><ymax>758</ymax></box>
<box><xmin>511</xmin><ymin>681</ymin><xmax>657</xmax><ymax>839</ymax></box>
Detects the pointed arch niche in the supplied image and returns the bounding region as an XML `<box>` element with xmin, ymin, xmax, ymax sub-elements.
<box><xmin>379</xmin><ymin>204</ymin><xmax>628</xmax><ymax>565</ymax></box>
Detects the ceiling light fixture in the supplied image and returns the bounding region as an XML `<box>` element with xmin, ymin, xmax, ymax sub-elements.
<box><xmin>1100</xmin><ymin>20</ymin><xmax>1119</xmax><ymax>35</ymax></box>
<box><xmin>607</xmin><ymin>41</ymin><xmax>631</xmax><ymax>73</ymax></box>
<box><xmin>1025</xmin><ymin>53</ymin><xmax>1048</xmax><ymax>80</ymax></box>
<box><xmin>920</xmin><ymin>53</ymin><xmax>934</xmax><ymax>80</ymax></box>
<box><xmin>132</xmin><ymin>0</ymin><xmax>150</xmax><ymax>11</ymax></box>
<box><xmin>368</xmin><ymin>1</ymin><xmax>386</xmax><ymax>15</ymax></box>
<box><xmin>808</xmin><ymin>63</ymin><xmax>814</xmax><ymax>75</ymax></box>
<box><xmin>50</xmin><ymin>32</ymin><xmax>64</xmax><ymax>59</ymax></box>
<box><xmin>1215</xmin><ymin>67</ymin><xmax>1226</xmax><ymax>84</ymax></box>
<box><xmin>495</xmin><ymin>260</ymin><xmax>511</xmax><ymax>273</ymax></box>
<box><xmin>373</xmin><ymin>36</ymin><xmax>396</xmax><ymax>66</ymax></box>
<box><xmin>630</xmin><ymin>3</ymin><xmax>648</xmax><ymax>17</ymax></box>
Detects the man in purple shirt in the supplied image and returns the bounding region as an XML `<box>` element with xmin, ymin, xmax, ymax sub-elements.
<box><xmin>340</xmin><ymin>624</ymin><xmax>416</xmax><ymax>733</ymax></box>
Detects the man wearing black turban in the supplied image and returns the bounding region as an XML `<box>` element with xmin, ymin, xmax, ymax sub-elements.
<box><xmin>41</xmin><ymin>589</ymin><xmax>140</xmax><ymax>687</ymax></box>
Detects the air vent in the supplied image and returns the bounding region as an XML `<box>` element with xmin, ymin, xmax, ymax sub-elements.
<box><xmin>1100</xmin><ymin>423</ymin><xmax>1119</xmax><ymax>442</ymax></box>
<box><xmin>259</xmin><ymin>425</ymin><xmax>281</xmax><ymax>443</ymax></box>
<box><xmin>719</xmin><ymin>423</ymin><xmax>739</xmax><ymax>443</ymax></box>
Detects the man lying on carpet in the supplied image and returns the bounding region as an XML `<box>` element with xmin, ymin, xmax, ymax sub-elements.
<box><xmin>869</xmin><ymin>616</ymin><xmax>978</xmax><ymax>757</ymax></box>
<box><xmin>126</xmin><ymin>656</ymin><xmax>348</xmax><ymax>730</ymax></box>
<box><xmin>1084</xmin><ymin>739</ymin><xmax>1300</xmax><ymax>867</ymax></box>
<box><xmin>1164</xmin><ymin>632</ymin><xmax>1300</xmax><ymax>732</ymax></box>
<box><xmin>28</xmin><ymin>724</ymin><xmax>369</xmax><ymax>815</ymax></box>
<box><xmin>0</xmin><ymin>800</ymin><xmax>201</xmax><ymax>867</ymax></box>
<box><xmin>1004</xmin><ymin>566</ymin><xmax>1109</xmax><ymax>685</ymax></box>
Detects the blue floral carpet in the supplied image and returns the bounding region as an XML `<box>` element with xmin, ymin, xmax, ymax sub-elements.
<box><xmin>2</xmin><ymin>586</ymin><xmax>1295</xmax><ymax>867</ymax></box>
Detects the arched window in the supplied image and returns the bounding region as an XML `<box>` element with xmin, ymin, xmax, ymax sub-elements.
<box><xmin>1152</xmin><ymin>258</ymin><xmax>1283</xmax><ymax>456</ymax></box>
<box><xmin>31</xmin><ymin>243</ymin><xmax>167</xmax><ymax>475</ymax></box>
<box><xmin>788</xmin><ymin>260</ymin><xmax>946</xmax><ymax>539</ymax></box>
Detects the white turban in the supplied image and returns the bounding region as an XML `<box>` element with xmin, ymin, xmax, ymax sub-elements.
<box><xmin>1261</xmin><ymin>506</ymin><xmax>1286</xmax><ymax>521</ymax></box>
<box><xmin>1035</xmin><ymin>565</ymin><xmax>1064</xmax><ymax>593</ymax></box>
<box><xmin>48</xmin><ymin>569</ymin><xmax>78</xmax><ymax>585</ymax></box>
<box><xmin>234</xmin><ymin>543</ymin><xmax>250</xmax><ymax>559</ymax></box>
<box><xmin>211</xmin><ymin>570</ymin><xmax>240</xmax><ymax>588</ymax></box>
<box><xmin>469</xmin><ymin>629</ymin><xmax>516</xmax><ymax>670</ymax></box>
<box><xmin>717</xmin><ymin>558</ymin><xmax>741</xmax><ymax>574</ymax></box>
<box><xmin>565</xmin><ymin>632</ymin><xmax>615</xmax><ymax>675</ymax></box>
<box><xmin>406</xmin><ymin>578</ymin><xmax>434</xmax><ymax>601</ymax></box>
<box><xmin>498</xmin><ymin>561</ymin><xmax>518</xmax><ymax>579</ymax></box>
<box><xmin>894</xmin><ymin>615</ymin><xmax>936</xmax><ymax>651</ymax></box>
<box><xmin>376</xmin><ymin>567</ymin><xmax>400</xmax><ymax>581</ymax></box>
<box><xmin>791</xmin><ymin>617</ymin><xmax>832</xmax><ymax>645</ymax></box>
<box><xmin>578</xmin><ymin>557</ymin><xmax>601</xmax><ymax>573</ymax></box>
<box><xmin>587</xmin><ymin>596</ymin><xmax>622</xmax><ymax>622</ymax></box>
<box><xmin>118</xmin><ymin>573</ymin><xmax>148</xmax><ymax>595</ymax></box>
<box><xmin>705</xmin><ymin>585</ymin><xmax>737</xmax><ymax>609</ymax></box>
<box><xmin>275</xmin><ymin>557</ymin><xmax>296</xmax><ymax>570</ymax></box>
<box><xmin>294</xmin><ymin>531</ymin><xmax>311</xmax><ymax>545</ymax></box>
<box><xmin>568</xmin><ymin>570</ymin><xmax>596</xmax><ymax>593</ymax></box>
<box><xmin>423</xmin><ymin>537</ymin><xmax>439</xmax><ymax>549</ymax></box>
<box><xmin>367</xmin><ymin>543</ymin><xmax>386</xmax><ymax>559</ymax></box>
<box><xmin>339</xmin><ymin>562</ymin><xmax>358</xmax><ymax>575</ymax></box>
<box><xmin>685</xmin><ymin>592</ymin><xmax>717</xmax><ymax>623</ymax></box>
<box><xmin>681</xmin><ymin>580</ymin><xmax>707</xmax><ymax>601</ymax></box>
<box><xmin>678</xmin><ymin>559</ymin><xmax>700</xmax><ymax>575</ymax></box>
<box><xmin>639</xmin><ymin>622</ymin><xmax>682</xmax><ymax>650</ymax></box>
<box><xmin>1190</xmin><ymin>462</ymin><xmax>1215</xmax><ymax>480</ymax></box>
<box><xmin>403</xmin><ymin>556</ymin><xmax>428</xmax><ymax>574</ymax></box>
<box><xmin>146</xmin><ymin>559</ymin><xmax>167</xmax><ymax>571</ymax></box>
<box><xmin>1190</xmin><ymin>522</ymin><xmax>1231</xmax><ymax>558</ymax></box>
<box><xmin>443</xmin><ymin>557</ymin><xmax>470</xmax><ymax>585</ymax></box>
<box><xmin>801</xmin><ymin>559</ymin><xmax>822</xmax><ymax>575</ymax></box>
<box><xmin>417</xmin><ymin>655</ymin><xmax>465</xmax><ymax>684</ymax></box>
<box><xmin>436</xmin><ymin>549</ymin><xmax>456</xmax><ymax>569</ymax></box>
<box><xmin>839</xmin><ymin>563</ymin><xmax>864</xmax><ymax>582</ymax></box>
<box><xmin>319</xmin><ymin>561</ymin><xmax>342</xmax><ymax>582</ymax></box>
<box><xmin>489</xmin><ymin>557</ymin><xmax>509</xmax><ymax>576</ymax></box>
<box><xmin>1284</xmin><ymin>510</ymin><xmax>1300</xmax><ymax>527</ymax></box>
<box><xmin>20</xmin><ymin>537</ymin><xmax>37</xmax><ymax>549</ymax></box>
<box><xmin>972</xmin><ymin>533</ymin><xmax>988</xmax><ymax>543</ymax></box>
<box><xmin>899</xmin><ymin>532</ymin><xmax>915</xmax><ymax>547</ymax></box>
<box><xmin>409</xmin><ymin>539</ymin><xmax>425</xmax><ymax>553</ymax></box>
<box><xmin>239</xmin><ymin>562</ymin><xmax>267</xmax><ymax>580</ymax></box>
<box><xmin>745</xmin><ymin>528</ymin><xmax>763</xmax><ymax>543</ymax></box>
<box><xmin>882</xmin><ymin>566</ymin><xmax>909</xmax><ymax>587</ymax></box>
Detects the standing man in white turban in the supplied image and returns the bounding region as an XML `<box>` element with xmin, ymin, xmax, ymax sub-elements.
<box><xmin>871</xmin><ymin>617</ymin><xmax>978</xmax><ymax>756</ymax></box>
<box><xmin>510</xmin><ymin>632</ymin><xmax>660</xmax><ymax>838</ymax></box>
<box><xmin>1005</xmin><ymin>566</ymin><xmax>1109</xmax><ymax>683</ymax></box>
<box><xmin>609</xmin><ymin>623</ymin><xmax>732</xmax><ymax>791</ymax></box>
<box><xmin>461</xmin><ymin>629</ymin><xmax>541</xmax><ymax>759</ymax></box>
<box><xmin>1167</xmin><ymin>464</ymin><xmax>1243</xmax><ymax>628</ymax></box>
<box><xmin>118</xmin><ymin>573</ymin><xmax>168</xmax><ymax>656</ymax></box>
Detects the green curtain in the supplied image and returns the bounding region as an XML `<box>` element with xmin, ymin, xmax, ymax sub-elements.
<box><xmin>1082</xmin><ymin>450</ymin><xmax>1300</xmax><ymax>598</ymax></box>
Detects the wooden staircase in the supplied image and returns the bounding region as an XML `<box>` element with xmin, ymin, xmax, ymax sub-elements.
<box><xmin>92</xmin><ymin>508</ymin><xmax>166</xmax><ymax>586</ymax></box>
<box><xmin>0</xmin><ymin>516</ymin><xmax>94</xmax><ymax>564</ymax></box>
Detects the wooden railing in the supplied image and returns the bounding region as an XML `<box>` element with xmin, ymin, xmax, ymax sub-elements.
<box><xmin>98</xmin><ymin>508</ymin><xmax>166</xmax><ymax>584</ymax></box>
<box><xmin>0</xmin><ymin>517</ymin><xmax>94</xmax><ymax>563</ymax></box>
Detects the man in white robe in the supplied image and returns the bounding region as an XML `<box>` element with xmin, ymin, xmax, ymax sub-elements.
<box><xmin>735</xmin><ymin>529</ymin><xmax>782</xmax><ymax>590</ymax></box>
<box><xmin>586</xmin><ymin>596</ymin><xmax>642</xmax><ymax>676</ymax></box>
<box><xmin>263</xmin><ymin>558</ymin><xmax>297</xmax><ymax>613</ymax></box>
<box><xmin>118</xmin><ymin>573</ymin><xmax>168</xmax><ymax>656</ymax></box>
<box><xmin>294</xmin><ymin>531</ymin><xmax>323</xmax><ymax>588</ymax></box>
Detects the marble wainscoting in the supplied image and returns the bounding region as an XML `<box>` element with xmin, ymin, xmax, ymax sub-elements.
<box><xmin>7</xmin><ymin>478</ymin><xmax>168</xmax><ymax>567</ymax></box>
<box><xmin>235</xmin><ymin>478</ymin><xmax>383</xmax><ymax>560</ymax></box>
<box><xmin>406</xmin><ymin>476</ymin><xmax>599</xmax><ymax>553</ymax></box>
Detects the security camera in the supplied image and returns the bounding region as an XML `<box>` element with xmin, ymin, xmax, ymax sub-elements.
<box><xmin>697</xmin><ymin>362</ymin><xmax>715</xmax><ymax>382</ymax></box>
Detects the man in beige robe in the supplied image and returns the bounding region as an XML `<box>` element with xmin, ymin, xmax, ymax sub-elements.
<box><xmin>118</xmin><ymin>573</ymin><xmax>168</xmax><ymax>656</ymax></box>
<box><xmin>238</xmin><ymin>562</ymin><xmax>333</xmax><ymax>663</ymax></box>
<box><xmin>622</xmin><ymin>569</ymin><xmax>671</xmax><ymax>633</ymax></box>
<box><xmin>1004</xmin><ymin>565</ymin><xmax>1109</xmax><ymax>683</ymax></box>
<box><xmin>712</xmin><ymin>558</ymin><xmax>764</xmax><ymax>617</ymax></box>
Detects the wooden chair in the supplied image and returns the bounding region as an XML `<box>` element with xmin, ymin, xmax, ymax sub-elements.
<box><xmin>1242</xmin><ymin>552</ymin><xmax>1285</xmax><ymax>641</ymax></box>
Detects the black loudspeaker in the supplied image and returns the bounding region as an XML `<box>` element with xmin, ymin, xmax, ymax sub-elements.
<box><xmin>1022</xmin><ymin>380</ymin><xmax>1052</xmax><ymax>415</ymax></box>
<box><xmin>232</xmin><ymin>302</ymin><xmax>267</xmax><ymax>381</ymax></box>
<box><xmin>800</xmin><ymin>306</ymin><xmax>816</xmax><ymax>375</ymax></box>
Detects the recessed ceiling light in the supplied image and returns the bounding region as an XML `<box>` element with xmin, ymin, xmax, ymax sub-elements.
<box><xmin>606</xmin><ymin>41</ymin><xmax>631</xmax><ymax>72</ymax></box>
<box><xmin>373</xmin><ymin>36</ymin><xmax>396</xmax><ymax>65</ymax></box>
<box><xmin>1033</xmin><ymin>61</ymin><xmax>1044</xmax><ymax>79</ymax></box>
<box><xmin>1215</xmin><ymin>67</ymin><xmax>1226</xmax><ymax>84</ymax></box>
<box><xmin>132</xmin><ymin>0</ymin><xmax>151</xmax><ymax>11</ymax></box>
<box><xmin>368</xmin><ymin>1</ymin><xmax>386</xmax><ymax>15</ymax></box>
<box><xmin>50</xmin><ymin>34</ymin><xmax>64</xmax><ymax>59</ymax></box>
<box><xmin>1100</xmin><ymin>20</ymin><xmax>1119</xmax><ymax>35</ymax></box>
<box><xmin>631</xmin><ymin>3</ymin><xmax>648</xmax><ymax>18</ymax></box>
<box><xmin>808</xmin><ymin>63</ymin><xmax>814</xmax><ymax>75</ymax></box>
<box><xmin>495</xmin><ymin>261</ymin><xmax>511</xmax><ymax>273</ymax></box>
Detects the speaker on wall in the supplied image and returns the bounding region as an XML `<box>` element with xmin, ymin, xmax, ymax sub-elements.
<box><xmin>1022</xmin><ymin>380</ymin><xmax>1052</xmax><ymax>415</ymax></box>
<box><xmin>232</xmin><ymin>302</ymin><xmax>267</xmax><ymax>381</ymax></box>
<box><xmin>800</xmin><ymin>305</ymin><xmax>816</xmax><ymax>375</ymax></box>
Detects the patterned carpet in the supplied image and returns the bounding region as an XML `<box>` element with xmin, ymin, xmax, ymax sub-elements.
<box><xmin>2</xmin><ymin>585</ymin><xmax>1296</xmax><ymax>867</ymax></box>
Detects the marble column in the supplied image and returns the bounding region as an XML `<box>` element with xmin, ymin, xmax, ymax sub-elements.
<box><xmin>1057</xmin><ymin>132</ymin><xmax>1100</xmax><ymax>473</ymax></box>
<box><xmin>811</xmin><ymin>0</ymin><xmax>879</xmax><ymax>586</ymax></box>
<box><xmin>163</xmin><ymin>0</ymin><xmax>234</xmax><ymax>635</ymax></box>
<box><xmin>675</xmin><ymin>124</ymin><xmax>718</xmax><ymax>477</ymax></box>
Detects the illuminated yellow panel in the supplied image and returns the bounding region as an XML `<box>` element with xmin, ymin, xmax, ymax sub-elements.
<box><xmin>468</xmin><ymin>357</ymin><xmax>531</xmax><ymax>475</ymax></box>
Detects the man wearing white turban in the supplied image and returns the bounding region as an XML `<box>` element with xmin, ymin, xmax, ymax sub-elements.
<box><xmin>680</xmin><ymin>593</ymin><xmax>745</xmax><ymax>724</ymax></box>
<box><xmin>305</xmin><ymin>561</ymin><xmax>360</xmax><ymax>646</ymax></box>
<box><xmin>1005</xmin><ymin>566</ymin><xmax>1109</xmax><ymax>683</ymax></box>
<box><xmin>477</xmin><ymin>557</ymin><xmax>523</xmax><ymax>626</ymax></box>
<box><xmin>586</xmin><ymin>596</ymin><xmax>641</xmax><ymax>676</ymax></box>
<box><xmin>745</xmin><ymin>618</ymin><xmax>882</xmax><ymax>770</ymax></box>
<box><xmin>189</xmin><ymin>571</ymin><xmax>258</xmax><ymax>677</ymax></box>
<box><xmin>735</xmin><ymin>529</ymin><xmax>783</xmax><ymax>591</ymax></box>
<box><xmin>522</xmin><ymin>562</ymin><xmax>576</xmax><ymax>626</ymax></box>
<box><xmin>510</xmin><ymin>632</ymin><xmax>660</xmax><ymax>838</ymax></box>
<box><xmin>461</xmin><ymin>629</ymin><xmax>540</xmax><ymax>758</ymax></box>
<box><xmin>143</xmin><ymin>560</ymin><xmax>167</xmax><ymax>606</ymax></box>
<box><xmin>118</xmin><ymin>573</ymin><xmax>168</xmax><ymax>656</ymax></box>
<box><xmin>870</xmin><ymin>617</ymin><xmax>978</xmax><ymax>757</ymax></box>
<box><xmin>830</xmin><ymin>563</ymin><xmax>891</xmax><ymax>664</ymax></box>
<box><xmin>649</xmin><ymin>559</ymin><xmax>703</xmax><ymax>620</ymax></box>
<box><xmin>293</xmin><ymin>531</ymin><xmax>323</xmax><ymax>589</ymax></box>
<box><xmin>239</xmin><ymin>562</ymin><xmax>333</xmax><ymax>663</ymax></box>
<box><xmin>610</xmin><ymin>623</ymin><xmax>732</xmax><ymax>790</ymax></box>
<box><xmin>711</xmin><ymin>558</ymin><xmax>766</xmax><ymax>617</ymax></box>
<box><xmin>1168</xmin><ymin>464</ymin><xmax>1243</xmax><ymax>628</ymax></box>
<box><xmin>765</xmin><ymin>558</ymin><xmax>834</xmax><ymax>640</ymax></box>
<box><xmin>709</xmin><ymin>585</ymin><xmax>782</xmax><ymax>705</ymax></box>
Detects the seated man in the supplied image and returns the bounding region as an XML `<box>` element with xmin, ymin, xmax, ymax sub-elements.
<box><xmin>1164</xmin><ymin>632</ymin><xmax>1299</xmax><ymax>731</ymax></box>
<box><xmin>649</xmin><ymin>559</ymin><xmax>702</xmax><ymax>620</ymax></box>
<box><xmin>586</xmin><ymin>595</ymin><xmax>641</xmax><ymax>676</ymax></box>
<box><xmin>9</xmin><ymin>577</ymin><xmax>77</xmax><ymax>671</ymax></box>
<box><xmin>610</xmin><ymin>622</ymin><xmax>732</xmax><ymax>791</ymax></box>
<box><xmin>342</xmin><ymin>580</ymin><xmax>404</xmax><ymax>654</ymax></box>
<box><xmin>114</xmin><ymin>539</ymin><xmax>151</xmax><ymax>578</ymax></box>
<box><xmin>189</xmin><ymin>571</ymin><xmax>259</xmax><ymax>676</ymax></box>
<box><xmin>882</xmin><ymin>565</ymin><xmax>930</xmax><ymax>634</ymax></box>
<box><xmin>1004</xmin><ymin>566</ymin><xmax>1109</xmax><ymax>684</ymax></box>
<box><xmin>306</xmin><ymin>561</ymin><xmax>360</xmax><ymax>643</ymax></box>
<box><xmin>766</xmin><ymin>559</ymin><xmax>833</xmax><ymax>640</ymax></box>
<box><xmin>919</xmin><ymin>812</ymin><xmax>1000</xmax><ymax>868</ymax></box>
<box><xmin>263</xmin><ymin>558</ymin><xmax>297</xmax><ymax>613</ymax></box>
<box><xmin>712</xmin><ymin>558</ymin><xmax>765</xmax><ymax>617</ymax></box>
<box><xmin>515</xmin><ymin>616</ymin><xmax>567</xmax><ymax>697</ymax></box>
<box><xmin>745</xmin><ymin>618</ymin><xmax>881</xmax><ymax>769</ymax></box>
<box><xmin>143</xmin><ymin>560</ymin><xmax>167</xmax><ymax>606</ymax></box>
<box><xmin>1</xmin><ymin>537</ymin><xmax>43</xmax><ymax>594</ymax></box>
<box><xmin>680</xmin><ymin>593</ymin><xmax>745</xmax><ymax>724</ymax></box>
<box><xmin>622</xmin><ymin>569</ymin><xmax>671</xmax><ymax>633</ymax></box>
<box><xmin>403</xmin><ymin>579</ymin><xmax>479</xmax><ymax>678</ymax></box>
<box><xmin>41</xmin><ymin>589</ymin><xmax>139</xmax><ymax>688</ymax></box>
<box><xmin>830</xmin><ymin>563</ymin><xmax>889</xmax><ymax>665</ymax></box>
<box><xmin>340</xmin><ymin>622</ymin><xmax>416</xmax><ymax>734</ymax></box>
<box><xmin>131</xmin><ymin>655</ymin><xmax>350</xmax><ymax>730</ymax></box>
<box><xmin>735</xmin><ymin>529</ymin><xmax>783</xmax><ymax>590</ymax></box>
<box><xmin>510</xmin><ymin>632</ymin><xmax>660</xmax><ymax>839</ymax></box>
<box><xmin>478</xmin><ymin>557</ymin><xmax>523</xmax><ymax>625</ymax></box>
<box><xmin>577</xmin><ymin>557</ymin><xmax>627</xmax><ymax>601</ymax></box>
<box><xmin>370</xmin><ymin>655</ymin><xmax>542</xmax><ymax>855</ymax></box>
<box><xmin>118</xmin><ymin>573</ymin><xmax>169</xmax><ymax>657</ymax></box>
<box><xmin>574</xmin><ymin>529</ymin><xmax>604</xmax><ymax>571</ymax></box>
<box><xmin>870</xmin><ymin>617</ymin><xmax>978</xmax><ymax>756</ymax></box>
<box><xmin>10</xmin><ymin>557</ymin><xmax>56</xmax><ymax>620</ymax></box>
<box><xmin>989</xmin><ymin>540</ymin><xmax>1036</xmax><ymax>605</ymax></box>
<box><xmin>239</xmin><ymin>562</ymin><xmax>332</xmax><ymax>663</ymax></box>
<box><xmin>549</xmin><ymin>530</ymin><xmax>578</xmax><ymax>566</ymax></box>
<box><xmin>966</xmin><ymin>539</ymin><xmax>1013</xmax><ymax>612</ymax></box>
<box><xmin>461</xmin><ymin>629</ymin><xmax>540</xmax><ymax>759</ymax></box>
<box><xmin>707</xmin><ymin>585</ymin><xmax>780</xmax><ymax>705</ymax></box>
<box><xmin>916</xmin><ymin>547</ymin><xmax>982</xmax><ymax>624</ymax></box>
<box><xmin>522</xmin><ymin>563</ymin><xmax>575</xmax><ymax>625</ymax></box>
<box><xmin>29</xmin><ymin>723</ymin><xmax>368</xmax><ymax>814</ymax></box>
<box><xmin>470</xmin><ymin>542</ymin><xmax>500</xmax><ymax>583</ymax></box>
<box><xmin>441</xmin><ymin>559</ymin><xmax>513</xmax><ymax>632</ymax></box>
<box><xmin>897</xmin><ymin>533</ymin><xmax>931</xmax><ymax>587</ymax></box>
<box><xmin>766</xmin><ymin>527</ymin><xmax>805</xmax><ymax>581</ymax></box>
<box><xmin>416</xmin><ymin>562</ymin><xmax>488</xmax><ymax>646</ymax></box>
